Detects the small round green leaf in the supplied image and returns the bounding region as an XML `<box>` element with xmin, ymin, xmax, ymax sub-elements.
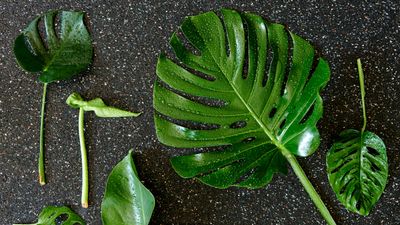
<box><xmin>327</xmin><ymin>129</ymin><xmax>388</xmax><ymax>216</ymax></box>
<box><xmin>14</xmin><ymin>10</ymin><xmax>93</xmax><ymax>83</ymax></box>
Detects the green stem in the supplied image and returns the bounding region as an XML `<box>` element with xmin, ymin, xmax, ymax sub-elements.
<box><xmin>357</xmin><ymin>58</ymin><xmax>367</xmax><ymax>134</ymax></box>
<box><xmin>282</xmin><ymin>149</ymin><xmax>337</xmax><ymax>225</ymax></box>
<box><xmin>39</xmin><ymin>83</ymin><xmax>48</xmax><ymax>185</ymax></box>
<box><xmin>79</xmin><ymin>108</ymin><xmax>89</xmax><ymax>208</ymax></box>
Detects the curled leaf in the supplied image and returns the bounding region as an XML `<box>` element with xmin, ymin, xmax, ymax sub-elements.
<box><xmin>13</xmin><ymin>206</ymin><xmax>85</xmax><ymax>225</ymax></box>
<box><xmin>101</xmin><ymin>151</ymin><xmax>155</xmax><ymax>225</ymax></box>
<box><xmin>66</xmin><ymin>92</ymin><xmax>140</xmax><ymax>117</ymax></box>
<box><xmin>14</xmin><ymin>10</ymin><xmax>93</xmax><ymax>83</ymax></box>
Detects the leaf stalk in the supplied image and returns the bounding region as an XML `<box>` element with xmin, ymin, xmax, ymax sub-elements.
<box><xmin>39</xmin><ymin>83</ymin><xmax>48</xmax><ymax>185</ymax></box>
<box><xmin>357</xmin><ymin>58</ymin><xmax>367</xmax><ymax>134</ymax></box>
<box><xmin>79</xmin><ymin>107</ymin><xmax>89</xmax><ymax>208</ymax></box>
<box><xmin>282</xmin><ymin>148</ymin><xmax>337</xmax><ymax>225</ymax></box>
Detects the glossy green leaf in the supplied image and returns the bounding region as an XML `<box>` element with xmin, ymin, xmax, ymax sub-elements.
<box><xmin>66</xmin><ymin>92</ymin><xmax>141</xmax><ymax>117</ymax></box>
<box><xmin>153</xmin><ymin>9</ymin><xmax>330</xmax><ymax>189</ymax></box>
<box><xmin>101</xmin><ymin>150</ymin><xmax>155</xmax><ymax>225</ymax></box>
<box><xmin>14</xmin><ymin>10</ymin><xmax>93</xmax><ymax>83</ymax></box>
<box><xmin>327</xmin><ymin>130</ymin><xmax>388</xmax><ymax>216</ymax></box>
<box><xmin>326</xmin><ymin>59</ymin><xmax>388</xmax><ymax>216</ymax></box>
<box><xmin>13</xmin><ymin>206</ymin><xmax>85</xmax><ymax>225</ymax></box>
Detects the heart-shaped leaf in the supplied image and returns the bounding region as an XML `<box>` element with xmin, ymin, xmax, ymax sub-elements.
<box><xmin>154</xmin><ymin>9</ymin><xmax>330</xmax><ymax>188</ymax></box>
<box><xmin>101</xmin><ymin>151</ymin><xmax>155</xmax><ymax>225</ymax></box>
<box><xmin>326</xmin><ymin>59</ymin><xmax>388</xmax><ymax>216</ymax></box>
<box><xmin>14</xmin><ymin>10</ymin><xmax>93</xmax><ymax>83</ymax></box>
<box><xmin>327</xmin><ymin>130</ymin><xmax>388</xmax><ymax>215</ymax></box>
<box><xmin>13</xmin><ymin>206</ymin><xmax>85</xmax><ymax>225</ymax></box>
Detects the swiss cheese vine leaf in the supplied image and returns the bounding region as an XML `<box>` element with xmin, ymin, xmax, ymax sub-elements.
<box><xmin>326</xmin><ymin>59</ymin><xmax>388</xmax><ymax>216</ymax></box>
<box><xmin>154</xmin><ymin>9</ymin><xmax>330</xmax><ymax>188</ymax></box>
<box><xmin>13</xmin><ymin>206</ymin><xmax>85</xmax><ymax>225</ymax></box>
<box><xmin>153</xmin><ymin>9</ymin><xmax>336</xmax><ymax>224</ymax></box>
<box><xmin>101</xmin><ymin>150</ymin><xmax>155</xmax><ymax>225</ymax></box>
<box><xmin>14</xmin><ymin>10</ymin><xmax>93</xmax><ymax>83</ymax></box>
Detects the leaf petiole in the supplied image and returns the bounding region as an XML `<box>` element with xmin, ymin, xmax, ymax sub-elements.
<box><xmin>66</xmin><ymin>92</ymin><xmax>140</xmax><ymax>208</ymax></box>
<box><xmin>79</xmin><ymin>107</ymin><xmax>89</xmax><ymax>208</ymax></box>
<box><xmin>282</xmin><ymin>149</ymin><xmax>336</xmax><ymax>225</ymax></box>
<box><xmin>38</xmin><ymin>83</ymin><xmax>48</xmax><ymax>185</ymax></box>
<box><xmin>357</xmin><ymin>59</ymin><xmax>367</xmax><ymax>134</ymax></box>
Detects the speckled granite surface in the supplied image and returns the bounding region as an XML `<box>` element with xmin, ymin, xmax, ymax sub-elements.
<box><xmin>0</xmin><ymin>1</ymin><xmax>399</xmax><ymax>224</ymax></box>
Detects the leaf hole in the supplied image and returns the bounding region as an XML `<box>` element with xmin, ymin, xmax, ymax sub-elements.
<box><xmin>356</xmin><ymin>200</ymin><xmax>362</xmax><ymax>211</ymax></box>
<box><xmin>218</xmin><ymin>11</ymin><xmax>232</xmax><ymax>60</ymax></box>
<box><xmin>176</xmin><ymin>29</ymin><xmax>201</xmax><ymax>56</ymax></box>
<box><xmin>157</xmin><ymin>80</ymin><xmax>225</xmax><ymax>107</ymax></box>
<box><xmin>54</xmin><ymin>11</ymin><xmax>62</xmax><ymax>40</ymax></box>
<box><xmin>370</xmin><ymin>163</ymin><xmax>380</xmax><ymax>173</ymax></box>
<box><xmin>156</xmin><ymin>112</ymin><xmax>220</xmax><ymax>130</ymax></box>
<box><xmin>367</xmin><ymin>147</ymin><xmax>380</xmax><ymax>157</ymax></box>
<box><xmin>280</xmin><ymin>29</ymin><xmax>293</xmax><ymax>96</ymax></box>
<box><xmin>263</xmin><ymin>37</ymin><xmax>273</xmax><ymax>87</ymax></box>
<box><xmin>230</xmin><ymin>120</ymin><xmax>247</xmax><ymax>129</ymax></box>
<box><xmin>37</xmin><ymin>17</ymin><xmax>49</xmax><ymax>51</ymax></box>
<box><xmin>300</xmin><ymin>104</ymin><xmax>315</xmax><ymax>124</ymax></box>
<box><xmin>242</xmin><ymin>137</ymin><xmax>256</xmax><ymax>143</ymax></box>
<box><xmin>269</xmin><ymin>107</ymin><xmax>277</xmax><ymax>118</ymax></box>
<box><xmin>304</xmin><ymin>55</ymin><xmax>320</xmax><ymax>87</ymax></box>
<box><xmin>236</xmin><ymin>167</ymin><xmax>257</xmax><ymax>183</ymax></box>
<box><xmin>241</xmin><ymin>18</ymin><xmax>249</xmax><ymax>79</ymax></box>
<box><xmin>279</xmin><ymin>118</ymin><xmax>286</xmax><ymax>129</ymax></box>
<box><xmin>339</xmin><ymin>179</ymin><xmax>355</xmax><ymax>195</ymax></box>
<box><xmin>55</xmin><ymin>213</ymin><xmax>69</xmax><ymax>225</ymax></box>
<box><xmin>176</xmin><ymin>61</ymin><xmax>216</xmax><ymax>81</ymax></box>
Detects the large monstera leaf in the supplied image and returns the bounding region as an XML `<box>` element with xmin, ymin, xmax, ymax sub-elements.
<box><xmin>153</xmin><ymin>9</ymin><xmax>330</xmax><ymax>189</ymax></box>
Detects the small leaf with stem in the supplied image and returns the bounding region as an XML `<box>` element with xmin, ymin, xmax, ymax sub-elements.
<box><xmin>13</xmin><ymin>10</ymin><xmax>93</xmax><ymax>185</ymax></box>
<box><xmin>326</xmin><ymin>59</ymin><xmax>388</xmax><ymax>216</ymax></box>
<box><xmin>66</xmin><ymin>92</ymin><xmax>140</xmax><ymax>208</ymax></box>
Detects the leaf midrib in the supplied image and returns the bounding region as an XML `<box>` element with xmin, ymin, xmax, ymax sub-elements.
<box><xmin>195</xmin><ymin>21</ymin><xmax>292</xmax><ymax>158</ymax></box>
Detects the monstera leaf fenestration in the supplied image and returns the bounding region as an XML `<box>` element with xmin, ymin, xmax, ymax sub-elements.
<box><xmin>13</xmin><ymin>206</ymin><xmax>85</xmax><ymax>225</ymax></box>
<box><xmin>14</xmin><ymin>10</ymin><xmax>93</xmax><ymax>83</ymax></box>
<box><xmin>326</xmin><ymin>59</ymin><xmax>388</xmax><ymax>216</ymax></box>
<box><xmin>13</xmin><ymin>10</ymin><xmax>93</xmax><ymax>185</ymax></box>
<box><xmin>154</xmin><ymin>9</ymin><xmax>335</xmax><ymax>224</ymax></box>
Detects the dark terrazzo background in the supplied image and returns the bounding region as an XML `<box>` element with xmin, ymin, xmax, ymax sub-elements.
<box><xmin>0</xmin><ymin>0</ymin><xmax>399</xmax><ymax>224</ymax></box>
